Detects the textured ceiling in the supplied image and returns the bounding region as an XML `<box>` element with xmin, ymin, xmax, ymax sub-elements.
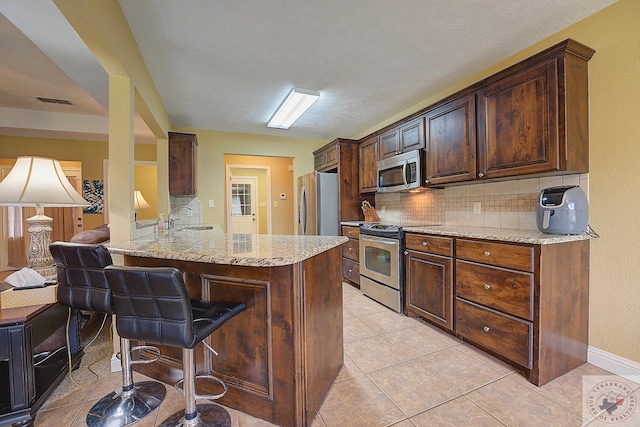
<box><xmin>0</xmin><ymin>0</ymin><xmax>618</xmax><ymax>143</ymax></box>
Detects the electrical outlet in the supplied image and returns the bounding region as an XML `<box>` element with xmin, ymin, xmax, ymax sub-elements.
<box><xmin>274</xmin><ymin>201</ymin><xmax>278</xmax><ymax>207</ymax></box>
<box><xmin>187</xmin><ymin>209</ymin><xmax>193</xmax><ymax>216</ymax></box>
<box><xmin>380</xmin><ymin>206</ymin><xmax>386</xmax><ymax>214</ymax></box>
<box><xmin>208</xmin><ymin>200</ymin><xmax>214</xmax><ymax>208</ymax></box>
<box><xmin>473</xmin><ymin>202</ymin><xmax>482</xmax><ymax>215</ymax></box>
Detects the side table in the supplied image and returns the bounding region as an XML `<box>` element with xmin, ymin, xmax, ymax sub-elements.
<box><xmin>0</xmin><ymin>302</ymin><xmax>82</xmax><ymax>427</ymax></box>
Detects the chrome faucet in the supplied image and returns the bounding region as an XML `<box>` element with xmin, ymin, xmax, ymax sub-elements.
<box><xmin>168</xmin><ymin>205</ymin><xmax>192</xmax><ymax>231</ymax></box>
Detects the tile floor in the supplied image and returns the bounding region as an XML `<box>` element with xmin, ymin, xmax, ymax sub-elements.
<box><xmin>35</xmin><ymin>283</ymin><xmax>639</xmax><ymax>426</ymax></box>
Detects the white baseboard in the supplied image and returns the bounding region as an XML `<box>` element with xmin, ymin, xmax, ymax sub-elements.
<box><xmin>588</xmin><ymin>346</ymin><xmax>640</xmax><ymax>382</ymax></box>
<box><xmin>111</xmin><ymin>353</ymin><xmax>122</xmax><ymax>372</ymax></box>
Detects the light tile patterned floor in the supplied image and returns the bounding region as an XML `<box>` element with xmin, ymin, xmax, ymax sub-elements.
<box><xmin>36</xmin><ymin>284</ymin><xmax>639</xmax><ymax>426</ymax></box>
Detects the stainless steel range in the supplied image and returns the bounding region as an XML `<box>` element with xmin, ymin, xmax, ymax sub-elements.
<box><xmin>359</xmin><ymin>223</ymin><xmax>404</xmax><ymax>312</ymax></box>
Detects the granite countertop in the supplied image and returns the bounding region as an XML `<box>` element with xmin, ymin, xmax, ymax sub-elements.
<box><xmin>106</xmin><ymin>231</ymin><xmax>348</xmax><ymax>267</ymax></box>
<box><xmin>402</xmin><ymin>225</ymin><xmax>593</xmax><ymax>245</ymax></box>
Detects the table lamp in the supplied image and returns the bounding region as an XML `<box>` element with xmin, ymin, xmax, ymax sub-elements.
<box><xmin>134</xmin><ymin>190</ymin><xmax>151</xmax><ymax>222</ymax></box>
<box><xmin>0</xmin><ymin>156</ymin><xmax>90</xmax><ymax>278</ymax></box>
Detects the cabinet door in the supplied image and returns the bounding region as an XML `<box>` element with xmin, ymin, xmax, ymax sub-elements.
<box><xmin>359</xmin><ymin>136</ymin><xmax>378</xmax><ymax>193</ymax></box>
<box><xmin>399</xmin><ymin>117</ymin><xmax>425</xmax><ymax>153</ymax></box>
<box><xmin>425</xmin><ymin>95</ymin><xmax>476</xmax><ymax>185</ymax></box>
<box><xmin>169</xmin><ymin>132</ymin><xmax>198</xmax><ymax>196</ymax></box>
<box><xmin>377</xmin><ymin>128</ymin><xmax>400</xmax><ymax>160</ymax></box>
<box><xmin>314</xmin><ymin>144</ymin><xmax>339</xmax><ymax>172</ymax></box>
<box><xmin>477</xmin><ymin>59</ymin><xmax>559</xmax><ymax>179</ymax></box>
<box><xmin>313</xmin><ymin>152</ymin><xmax>326</xmax><ymax>171</ymax></box>
<box><xmin>405</xmin><ymin>250</ymin><xmax>453</xmax><ymax>330</ymax></box>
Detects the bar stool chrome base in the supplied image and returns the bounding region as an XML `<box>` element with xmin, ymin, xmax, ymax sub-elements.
<box><xmin>158</xmin><ymin>403</ymin><xmax>231</xmax><ymax>427</ymax></box>
<box><xmin>86</xmin><ymin>380</ymin><xmax>167</xmax><ymax>427</ymax></box>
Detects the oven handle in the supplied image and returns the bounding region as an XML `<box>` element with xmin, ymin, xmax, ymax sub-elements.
<box><xmin>361</xmin><ymin>234</ymin><xmax>399</xmax><ymax>245</ymax></box>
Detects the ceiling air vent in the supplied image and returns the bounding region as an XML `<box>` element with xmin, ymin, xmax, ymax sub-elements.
<box><xmin>36</xmin><ymin>97</ymin><xmax>72</xmax><ymax>105</ymax></box>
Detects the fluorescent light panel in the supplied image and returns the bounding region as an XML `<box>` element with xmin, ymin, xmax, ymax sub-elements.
<box><xmin>268</xmin><ymin>87</ymin><xmax>320</xmax><ymax>129</ymax></box>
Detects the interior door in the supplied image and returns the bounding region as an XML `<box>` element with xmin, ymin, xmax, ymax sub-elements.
<box><xmin>230</xmin><ymin>176</ymin><xmax>258</xmax><ymax>234</ymax></box>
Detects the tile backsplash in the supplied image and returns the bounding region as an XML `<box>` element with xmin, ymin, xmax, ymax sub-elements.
<box><xmin>374</xmin><ymin>173</ymin><xmax>589</xmax><ymax>230</ymax></box>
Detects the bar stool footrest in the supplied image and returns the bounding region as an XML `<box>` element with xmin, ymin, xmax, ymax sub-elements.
<box><xmin>175</xmin><ymin>374</ymin><xmax>228</xmax><ymax>401</ymax></box>
<box><xmin>116</xmin><ymin>345</ymin><xmax>162</xmax><ymax>365</ymax></box>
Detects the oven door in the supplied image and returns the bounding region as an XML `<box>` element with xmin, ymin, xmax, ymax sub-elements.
<box><xmin>359</xmin><ymin>234</ymin><xmax>400</xmax><ymax>289</ymax></box>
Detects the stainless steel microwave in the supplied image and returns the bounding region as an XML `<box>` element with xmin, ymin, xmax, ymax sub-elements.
<box><xmin>376</xmin><ymin>150</ymin><xmax>424</xmax><ymax>193</ymax></box>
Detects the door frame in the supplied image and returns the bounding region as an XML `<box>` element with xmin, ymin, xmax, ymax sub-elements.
<box><xmin>225</xmin><ymin>164</ymin><xmax>272</xmax><ymax>235</ymax></box>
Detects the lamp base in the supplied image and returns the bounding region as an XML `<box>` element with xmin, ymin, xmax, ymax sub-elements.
<box><xmin>26</xmin><ymin>207</ymin><xmax>56</xmax><ymax>278</ymax></box>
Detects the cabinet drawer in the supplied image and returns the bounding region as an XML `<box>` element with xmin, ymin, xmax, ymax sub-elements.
<box><xmin>456</xmin><ymin>260</ymin><xmax>533</xmax><ymax>320</ymax></box>
<box><xmin>456</xmin><ymin>299</ymin><xmax>532</xmax><ymax>368</ymax></box>
<box><xmin>405</xmin><ymin>234</ymin><xmax>452</xmax><ymax>257</ymax></box>
<box><xmin>342</xmin><ymin>258</ymin><xmax>360</xmax><ymax>285</ymax></box>
<box><xmin>456</xmin><ymin>239</ymin><xmax>534</xmax><ymax>272</ymax></box>
<box><xmin>341</xmin><ymin>226</ymin><xmax>360</xmax><ymax>239</ymax></box>
<box><xmin>343</xmin><ymin>239</ymin><xmax>359</xmax><ymax>261</ymax></box>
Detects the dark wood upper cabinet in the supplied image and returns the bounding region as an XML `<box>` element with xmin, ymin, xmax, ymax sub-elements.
<box><xmin>477</xmin><ymin>40</ymin><xmax>594</xmax><ymax>179</ymax></box>
<box><xmin>358</xmin><ymin>136</ymin><xmax>378</xmax><ymax>193</ymax></box>
<box><xmin>399</xmin><ymin>117</ymin><xmax>425</xmax><ymax>153</ymax></box>
<box><xmin>358</xmin><ymin>38</ymin><xmax>594</xmax><ymax>189</ymax></box>
<box><xmin>169</xmin><ymin>132</ymin><xmax>197</xmax><ymax>196</ymax></box>
<box><xmin>378</xmin><ymin>128</ymin><xmax>400</xmax><ymax>160</ymax></box>
<box><xmin>314</xmin><ymin>142</ymin><xmax>339</xmax><ymax>172</ymax></box>
<box><xmin>378</xmin><ymin>117</ymin><xmax>425</xmax><ymax>160</ymax></box>
<box><xmin>313</xmin><ymin>139</ymin><xmax>364</xmax><ymax>222</ymax></box>
<box><xmin>424</xmin><ymin>94</ymin><xmax>476</xmax><ymax>185</ymax></box>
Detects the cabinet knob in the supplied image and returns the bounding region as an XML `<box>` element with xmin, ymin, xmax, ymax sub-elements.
<box><xmin>404</xmin><ymin>250</ymin><xmax>409</xmax><ymax>255</ymax></box>
<box><xmin>484</xmin><ymin>284</ymin><xmax>491</xmax><ymax>290</ymax></box>
<box><xmin>478</xmin><ymin>172</ymin><xmax>485</xmax><ymax>178</ymax></box>
<box><xmin>422</xmin><ymin>241</ymin><xmax>428</xmax><ymax>246</ymax></box>
<box><xmin>348</xmin><ymin>247</ymin><xmax>352</xmax><ymax>251</ymax></box>
<box><xmin>484</xmin><ymin>251</ymin><xmax>491</xmax><ymax>257</ymax></box>
<box><xmin>483</xmin><ymin>326</ymin><xmax>491</xmax><ymax>333</ymax></box>
<box><xmin>348</xmin><ymin>269</ymin><xmax>353</xmax><ymax>273</ymax></box>
<box><xmin>425</xmin><ymin>179</ymin><xmax>429</xmax><ymax>184</ymax></box>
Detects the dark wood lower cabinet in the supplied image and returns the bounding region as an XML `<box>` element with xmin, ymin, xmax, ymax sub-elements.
<box><xmin>0</xmin><ymin>303</ymin><xmax>82</xmax><ymax>427</ymax></box>
<box><xmin>405</xmin><ymin>250</ymin><xmax>453</xmax><ymax>331</ymax></box>
<box><xmin>404</xmin><ymin>233</ymin><xmax>454</xmax><ymax>330</ymax></box>
<box><xmin>454</xmin><ymin>238</ymin><xmax>589</xmax><ymax>386</ymax></box>
<box><xmin>405</xmin><ymin>232</ymin><xmax>590</xmax><ymax>387</ymax></box>
<box><xmin>124</xmin><ymin>245</ymin><xmax>344</xmax><ymax>427</ymax></box>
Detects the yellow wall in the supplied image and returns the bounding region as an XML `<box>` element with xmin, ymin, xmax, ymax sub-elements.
<box><xmin>0</xmin><ymin>136</ymin><xmax>156</xmax><ymax>230</ymax></box>
<box><xmin>225</xmin><ymin>154</ymin><xmax>296</xmax><ymax>234</ymax></box>
<box><xmin>179</xmin><ymin>129</ymin><xmax>326</xmax><ymax>230</ymax></box>
<box><xmin>358</xmin><ymin>0</ymin><xmax>640</xmax><ymax>363</ymax></box>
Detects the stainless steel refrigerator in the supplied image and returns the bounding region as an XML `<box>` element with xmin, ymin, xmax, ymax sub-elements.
<box><xmin>297</xmin><ymin>172</ymin><xmax>339</xmax><ymax>236</ymax></box>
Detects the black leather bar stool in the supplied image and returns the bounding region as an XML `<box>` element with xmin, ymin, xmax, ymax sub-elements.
<box><xmin>104</xmin><ymin>265</ymin><xmax>246</xmax><ymax>427</ymax></box>
<box><xmin>50</xmin><ymin>242</ymin><xmax>166</xmax><ymax>427</ymax></box>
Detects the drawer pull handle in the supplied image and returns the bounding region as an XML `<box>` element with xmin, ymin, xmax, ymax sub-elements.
<box><xmin>483</xmin><ymin>326</ymin><xmax>491</xmax><ymax>333</ymax></box>
<box><xmin>422</xmin><ymin>241</ymin><xmax>428</xmax><ymax>246</ymax></box>
<box><xmin>484</xmin><ymin>251</ymin><xmax>491</xmax><ymax>256</ymax></box>
<box><xmin>484</xmin><ymin>284</ymin><xmax>491</xmax><ymax>290</ymax></box>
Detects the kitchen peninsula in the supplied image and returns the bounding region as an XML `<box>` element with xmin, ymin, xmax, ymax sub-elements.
<box><xmin>107</xmin><ymin>230</ymin><xmax>347</xmax><ymax>427</ymax></box>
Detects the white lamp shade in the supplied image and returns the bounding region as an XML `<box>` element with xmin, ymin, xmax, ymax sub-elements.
<box><xmin>0</xmin><ymin>156</ymin><xmax>89</xmax><ymax>207</ymax></box>
<box><xmin>268</xmin><ymin>87</ymin><xmax>320</xmax><ymax>129</ymax></box>
<box><xmin>134</xmin><ymin>190</ymin><xmax>151</xmax><ymax>209</ymax></box>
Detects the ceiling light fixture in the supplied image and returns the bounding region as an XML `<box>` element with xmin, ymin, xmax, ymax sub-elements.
<box><xmin>267</xmin><ymin>87</ymin><xmax>320</xmax><ymax>129</ymax></box>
